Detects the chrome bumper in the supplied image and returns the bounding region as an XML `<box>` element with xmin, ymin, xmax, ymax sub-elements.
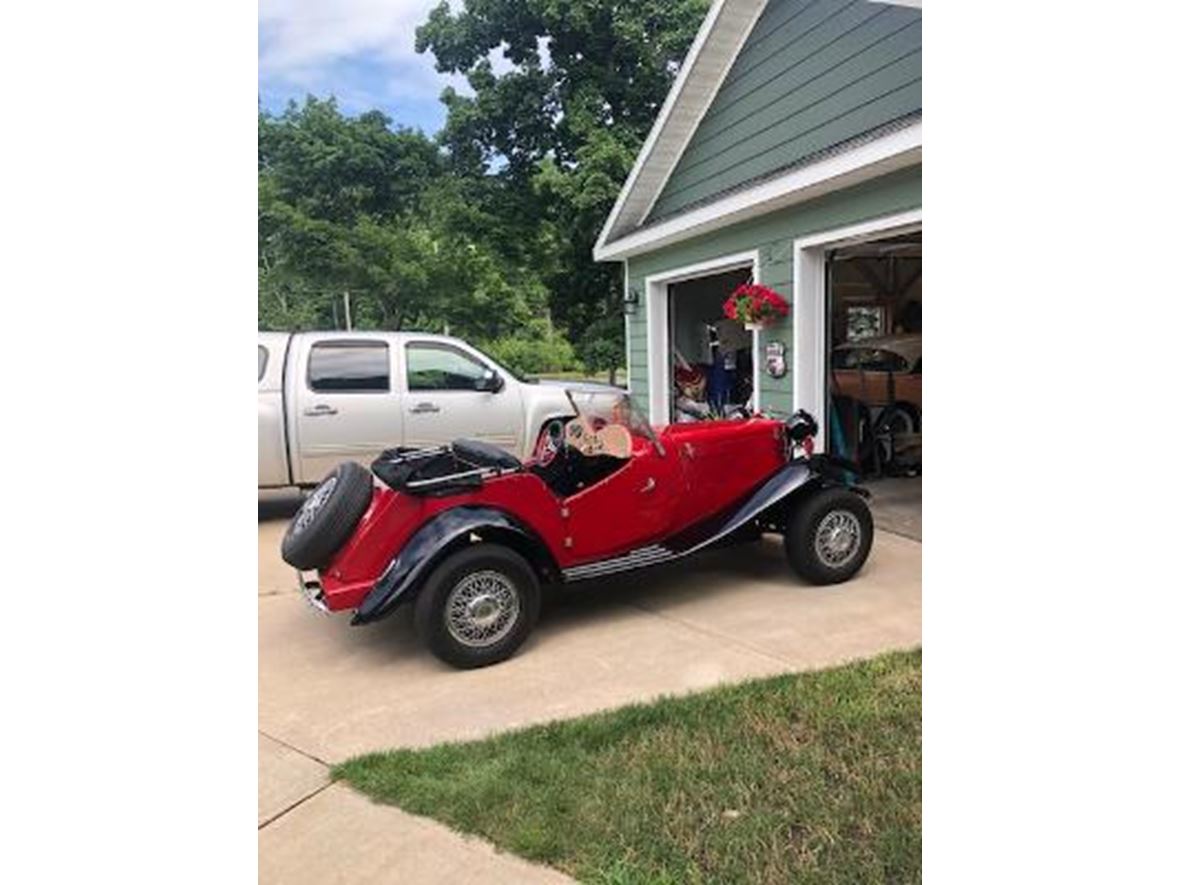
<box><xmin>296</xmin><ymin>570</ymin><xmax>329</xmax><ymax>614</ymax></box>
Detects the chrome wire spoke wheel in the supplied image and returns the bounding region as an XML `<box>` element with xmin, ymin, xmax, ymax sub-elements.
<box><xmin>444</xmin><ymin>570</ymin><xmax>521</xmax><ymax>648</ymax></box>
<box><xmin>294</xmin><ymin>476</ymin><xmax>337</xmax><ymax>535</ymax></box>
<box><xmin>814</xmin><ymin>509</ymin><xmax>862</xmax><ymax>568</ymax></box>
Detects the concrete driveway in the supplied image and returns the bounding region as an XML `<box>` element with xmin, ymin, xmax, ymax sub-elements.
<box><xmin>258</xmin><ymin>492</ymin><xmax>921</xmax><ymax>882</ymax></box>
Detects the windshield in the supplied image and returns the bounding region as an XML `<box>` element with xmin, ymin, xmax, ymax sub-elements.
<box><xmin>566</xmin><ymin>389</ymin><xmax>661</xmax><ymax>449</ymax></box>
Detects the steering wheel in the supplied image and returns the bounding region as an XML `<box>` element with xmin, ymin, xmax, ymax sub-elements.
<box><xmin>533</xmin><ymin>418</ymin><xmax>567</xmax><ymax>466</ymax></box>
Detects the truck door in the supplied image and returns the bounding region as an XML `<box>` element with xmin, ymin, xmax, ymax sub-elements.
<box><xmin>401</xmin><ymin>340</ymin><xmax>523</xmax><ymax>454</ymax></box>
<box><xmin>291</xmin><ymin>335</ymin><xmax>403</xmax><ymax>484</ymax></box>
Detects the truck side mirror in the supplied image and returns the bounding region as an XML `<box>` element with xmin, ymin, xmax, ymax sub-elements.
<box><xmin>477</xmin><ymin>369</ymin><xmax>504</xmax><ymax>393</ymax></box>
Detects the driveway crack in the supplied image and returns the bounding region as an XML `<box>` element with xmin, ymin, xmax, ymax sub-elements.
<box><xmin>258</xmin><ymin>780</ymin><xmax>336</xmax><ymax>830</ymax></box>
<box><xmin>260</xmin><ymin>729</ymin><xmax>332</xmax><ymax>767</ymax></box>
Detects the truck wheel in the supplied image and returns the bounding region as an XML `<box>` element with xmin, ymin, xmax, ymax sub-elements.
<box><xmin>413</xmin><ymin>544</ymin><xmax>541</xmax><ymax>669</ymax></box>
<box><xmin>784</xmin><ymin>488</ymin><xmax>873</xmax><ymax>585</ymax></box>
<box><xmin>280</xmin><ymin>462</ymin><xmax>373</xmax><ymax>571</ymax></box>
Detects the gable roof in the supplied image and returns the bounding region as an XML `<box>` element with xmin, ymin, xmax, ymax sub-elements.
<box><xmin>594</xmin><ymin>0</ymin><xmax>770</xmax><ymax>259</ymax></box>
<box><xmin>595</xmin><ymin>0</ymin><xmax>922</xmax><ymax>261</ymax></box>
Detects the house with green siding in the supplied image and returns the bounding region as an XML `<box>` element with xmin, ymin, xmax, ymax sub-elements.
<box><xmin>595</xmin><ymin>0</ymin><xmax>921</xmax><ymax>452</ymax></box>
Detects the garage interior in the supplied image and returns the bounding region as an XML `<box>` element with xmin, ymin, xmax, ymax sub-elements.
<box><xmin>661</xmin><ymin>237</ymin><xmax>921</xmax><ymax>540</ymax></box>
<box><xmin>826</xmin><ymin>230</ymin><xmax>922</xmax><ymax>539</ymax></box>
<box><xmin>669</xmin><ymin>268</ymin><xmax>755</xmax><ymax>422</ymax></box>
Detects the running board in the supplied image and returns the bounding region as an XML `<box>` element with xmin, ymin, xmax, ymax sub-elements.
<box><xmin>561</xmin><ymin>545</ymin><xmax>677</xmax><ymax>582</ymax></box>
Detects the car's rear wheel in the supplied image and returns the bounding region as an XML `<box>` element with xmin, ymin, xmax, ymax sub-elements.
<box><xmin>784</xmin><ymin>488</ymin><xmax>873</xmax><ymax>584</ymax></box>
<box><xmin>413</xmin><ymin>544</ymin><xmax>541</xmax><ymax>669</ymax></box>
<box><xmin>280</xmin><ymin>462</ymin><xmax>372</xmax><ymax>570</ymax></box>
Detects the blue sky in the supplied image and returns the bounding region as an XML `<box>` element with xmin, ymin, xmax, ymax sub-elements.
<box><xmin>259</xmin><ymin>0</ymin><xmax>468</xmax><ymax>134</ymax></box>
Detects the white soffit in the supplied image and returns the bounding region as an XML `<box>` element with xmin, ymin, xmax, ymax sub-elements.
<box><xmin>593</xmin><ymin>0</ymin><xmax>769</xmax><ymax>256</ymax></box>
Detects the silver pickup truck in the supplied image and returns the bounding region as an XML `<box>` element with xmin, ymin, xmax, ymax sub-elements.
<box><xmin>259</xmin><ymin>331</ymin><xmax>579</xmax><ymax>489</ymax></box>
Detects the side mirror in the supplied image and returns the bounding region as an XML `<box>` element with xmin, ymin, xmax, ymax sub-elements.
<box><xmin>477</xmin><ymin>369</ymin><xmax>505</xmax><ymax>393</ymax></box>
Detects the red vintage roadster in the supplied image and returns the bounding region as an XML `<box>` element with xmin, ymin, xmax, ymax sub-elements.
<box><xmin>280</xmin><ymin>389</ymin><xmax>873</xmax><ymax>668</ymax></box>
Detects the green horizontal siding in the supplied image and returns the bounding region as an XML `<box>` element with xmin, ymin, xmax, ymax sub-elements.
<box><xmin>627</xmin><ymin>165</ymin><xmax>920</xmax><ymax>417</ymax></box>
<box><xmin>648</xmin><ymin>0</ymin><xmax>921</xmax><ymax>222</ymax></box>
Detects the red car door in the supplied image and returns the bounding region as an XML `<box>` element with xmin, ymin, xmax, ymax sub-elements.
<box><xmin>562</xmin><ymin>435</ymin><xmax>683</xmax><ymax>563</ymax></box>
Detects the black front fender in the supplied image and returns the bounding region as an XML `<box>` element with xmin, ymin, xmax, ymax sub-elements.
<box><xmin>666</xmin><ymin>456</ymin><xmax>867</xmax><ymax>556</ymax></box>
<box><xmin>351</xmin><ymin>506</ymin><xmax>556</xmax><ymax>626</ymax></box>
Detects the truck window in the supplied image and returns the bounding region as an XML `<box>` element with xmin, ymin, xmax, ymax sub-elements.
<box><xmin>406</xmin><ymin>343</ymin><xmax>488</xmax><ymax>391</ymax></box>
<box><xmin>308</xmin><ymin>342</ymin><xmax>390</xmax><ymax>392</ymax></box>
<box><xmin>258</xmin><ymin>345</ymin><xmax>268</xmax><ymax>381</ymax></box>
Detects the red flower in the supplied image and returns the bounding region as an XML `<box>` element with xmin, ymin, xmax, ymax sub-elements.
<box><xmin>723</xmin><ymin>283</ymin><xmax>789</xmax><ymax>325</ymax></box>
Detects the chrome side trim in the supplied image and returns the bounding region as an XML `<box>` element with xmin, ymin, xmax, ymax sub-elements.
<box><xmin>562</xmin><ymin>545</ymin><xmax>676</xmax><ymax>582</ymax></box>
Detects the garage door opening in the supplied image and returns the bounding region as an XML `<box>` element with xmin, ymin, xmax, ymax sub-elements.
<box><xmin>668</xmin><ymin>267</ymin><xmax>755</xmax><ymax>423</ymax></box>
<box><xmin>826</xmin><ymin>229</ymin><xmax>921</xmax><ymax>539</ymax></box>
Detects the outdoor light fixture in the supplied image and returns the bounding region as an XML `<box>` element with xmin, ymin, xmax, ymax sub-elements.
<box><xmin>623</xmin><ymin>287</ymin><xmax>640</xmax><ymax>315</ymax></box>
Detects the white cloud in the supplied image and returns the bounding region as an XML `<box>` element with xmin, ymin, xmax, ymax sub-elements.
<box><xmin>258</xmin><ymin>0</ymin><xmax>471</xmax><ymax>126</ymax></box>
<box><xmin>259</xmin><ymin>0</ymin><xmax>437</xmax><ymax>74</ymax></box>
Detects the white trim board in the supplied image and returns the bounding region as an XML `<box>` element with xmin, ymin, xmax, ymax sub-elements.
<box><xmin>791</xmin><ymin>207</ymin><xmax>921</xmax><ymax>452</ymax></box>
<box><xmin>623</xmin><ymin>260</ymin><xmax>633</xmax><ymax>392</ymax></box>
<box><xmin>594</xmin><ymin>0</ymin><xmax>769</xmax><ymax>256</ymax></box>
<box><xmin>596</xmin><ymin>122</ymin><xmax>921</xmax><ymax>261</ymax></box>
<box><xmin>645</xmin><ymin>250</ymin><xmax>760</xmax><ymax>426</ymax></box>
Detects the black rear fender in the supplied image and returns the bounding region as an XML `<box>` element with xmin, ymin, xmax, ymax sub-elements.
<box><xmin>352</xmin><ymin>507</ymin><xmax>558</xmax><ymax>625</ymax></box>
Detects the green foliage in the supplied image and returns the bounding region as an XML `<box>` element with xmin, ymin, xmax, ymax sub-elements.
<box><xmin>259</xmin><ymin>0</ymin><xmax>712</xmax><ymax>377</ymax></box>
<box><xmin>577</xmin><ymin>312</ymin><xmax>625</xmax><ymax>378</ymax></box>
<box><xmin>259</xmin><ymin>97</ymin><xmax>441</xmax><ymax>223</ymax></box>
<box><xmin>418</xmin><ymin>0</ymin><xmax>709</xmax><ymax>358</ymax></box>
<box><xmin>483</xmin><ymin>318</ymin><xmax>581</xmax><ymax>376</ymax></box>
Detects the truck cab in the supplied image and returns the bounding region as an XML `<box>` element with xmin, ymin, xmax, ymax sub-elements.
<box><xmin>259</xmin><ymin>332</ymin><xmax>576</xmax><ymax>489</ymax></box>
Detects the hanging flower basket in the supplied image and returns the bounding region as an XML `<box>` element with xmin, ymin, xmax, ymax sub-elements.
<box><xmin>723</xmin><ymin>283</ymin><xmax>789</xmax><ymax>332</ymax></box>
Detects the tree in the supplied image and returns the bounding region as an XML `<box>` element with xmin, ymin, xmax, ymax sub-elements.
<box><xmin>258</xmin><ymin>101</ymin><xmax>565</xmax><ymax>348</ymax></box>
<box><xmin>258</xmin><ymin>3</ymin><xmax>710</xmax><ymax>380</ymax></box>
<box><xmin>417</xmin><ymin>0</ymin><xmax>709</xmax><ymax>375</ymax></box>
<box><xmin>259</xmin><ymin>97</ymin><xmax>442</xmax><ymax>224</ymax></box>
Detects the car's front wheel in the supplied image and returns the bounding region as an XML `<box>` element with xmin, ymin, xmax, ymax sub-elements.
<box><xmin>784</xmin><ymin>488</ymin><xmax>874</xmax><ymax>584</ymax></box>
<box><xmin>413</xmin><ymin>544</ymin><xmax>541</xmax><ymax>669</ymax></box>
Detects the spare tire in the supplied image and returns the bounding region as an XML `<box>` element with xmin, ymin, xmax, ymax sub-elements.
<box><xmin>281</xmin><ymin>462</ymin><xmax>373</xmax><ymax>570</ymax></box>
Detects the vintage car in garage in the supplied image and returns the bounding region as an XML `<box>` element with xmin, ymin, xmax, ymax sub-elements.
<box><xmin>830</xmin><ymin>333</ymin><xmax>922</xmax><ymax>433</ymax></box>
<box><xmin>280</xmin><ymin>389</ymin><xmax>874</xmax><ymax>668</ymax></box>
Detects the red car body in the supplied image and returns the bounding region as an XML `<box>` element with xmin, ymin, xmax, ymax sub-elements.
<box><xmin>281</xmin><ymin>391</ymin><xmax>873</xmax><ymax>667</ymax></box>
<box><xmin>316</xmin><ymin>418</ymin><xmax>786</xmax><ymax>613</ymax></box>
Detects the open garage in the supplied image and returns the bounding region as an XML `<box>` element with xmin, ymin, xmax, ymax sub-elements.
<box><xmin>827</xmin><ymin>230</ymin><xmax>921</xmax><ymax>538</ymax></box>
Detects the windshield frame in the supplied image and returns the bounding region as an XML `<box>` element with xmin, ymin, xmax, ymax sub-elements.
<box><xmin>564</xmin><ymin>388</ymin><xmax>665</xmax><ymax>456</ymax></box>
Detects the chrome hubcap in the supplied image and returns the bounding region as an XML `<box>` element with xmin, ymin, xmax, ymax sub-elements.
<box><xmin>814</xmin><ymin>509</ymin><xmax>862</xmax><ymax>568</ymax></box>
<box><xmin>445</xmin><ymin>570</ymin><xmax>520</xmax><ymax>648</ymax></box>
<box><xmin>294</xmin><ymin>476</ymin><xmax>336</xmax><ymax>534</ymax></box>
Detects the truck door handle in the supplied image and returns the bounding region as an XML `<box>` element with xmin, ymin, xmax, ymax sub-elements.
<box><xmin>303</xmin><ymin>405</ymin><xmax>338</xmax><ymax>416</ymax></box>
<box><xmin>410</xmin><ymin>402</ymin><xmax>440</xmax><ymax>414</ymax></box>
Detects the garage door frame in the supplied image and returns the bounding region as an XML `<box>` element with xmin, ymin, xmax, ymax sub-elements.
<box><xmin>644</xmin><ymin>249</ymin><xmax>761</xmax><ymax>426</ymax></box>
<box><xmin>793</xmin><ymin>208</ymin><xmax>922</xmax><ymax>452</ymax></box>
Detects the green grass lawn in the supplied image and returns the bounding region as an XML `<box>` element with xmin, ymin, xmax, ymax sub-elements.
<box><xmin>335</xmin><ymin>650</ymin><xmax>921</xmax><ymax>885</ymax></box>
